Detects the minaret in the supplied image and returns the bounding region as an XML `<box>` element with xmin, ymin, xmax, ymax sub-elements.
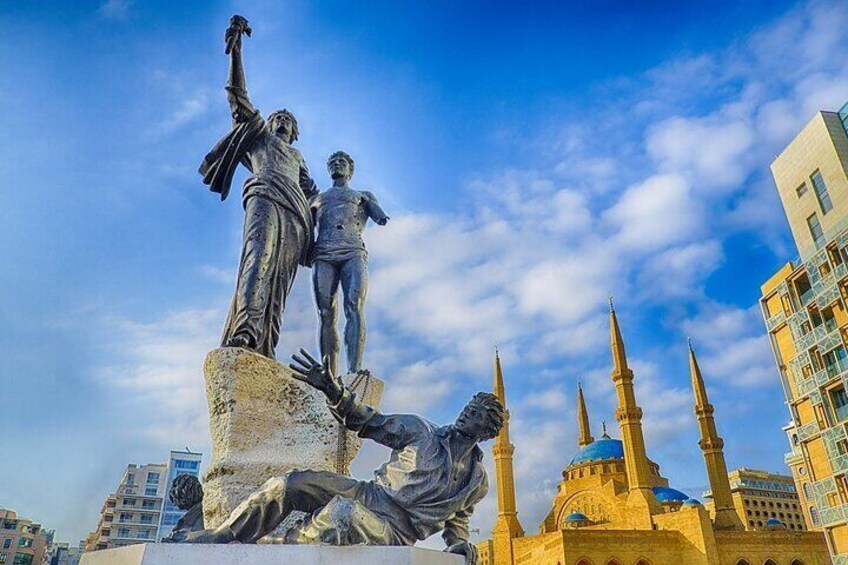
<box><xmin>577</xmin><ymin>380</ymin><xmax>594</xmax><ymax>447</ymax></box>
<box><xmin>491</xmin><ymin>348</ymin><xmax>524</xmax><ymax>564</ymax></box>
<box><xmin>689</xmin><ymin>340</ymin><xmax>744</xmax><ymax>530</ymax></box>
<box><xmin>608</xmin><ymin>298</ymin><xmax>661</xmax><ymax>526</ymax></box>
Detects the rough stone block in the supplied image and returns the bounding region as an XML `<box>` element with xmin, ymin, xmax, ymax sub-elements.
<box><xmin>79</xmin><ymin>544</ymin><xmax>463</xmax><ymax>565</ymax></box>
<box><xmin>201</xmin><ymin>347</ymin><xmax>384</xmax><ymax>529</ymax></box>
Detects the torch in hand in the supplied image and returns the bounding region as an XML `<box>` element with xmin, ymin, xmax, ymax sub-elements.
<box><xmin>225</xmin><ymin>14</ymin><xmax>252</xmax><ymax>55</ymax></box>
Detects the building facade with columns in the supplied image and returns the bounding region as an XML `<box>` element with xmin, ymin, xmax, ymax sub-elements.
<box><xmin>704</xmin><ymin>468</ymin><xmax>808</xmax><ymax>533</ymax></box>
<box><xmin>760</xmin><ymin>101</ymin><xmax>848</xmax><ymax>562</ymax></box>
<box><xmin>477</xmin><ymin>306</ymin><xmax>829</xmax><ymax>565</ymax></box>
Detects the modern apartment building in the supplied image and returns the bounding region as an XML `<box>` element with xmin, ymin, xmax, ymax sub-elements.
<box><xmin>0</xmin><ymin>508</ymin><xmax>49</xmax><ymax>565</ymax></box>
<box><xmin>703</xmin><ymin>468</ymin><xmax>808</xmax><ymax>532</ymax></box>
<box><xmin>156</xmin><ymin>449</ymin><xmax>202</xmax><ymax>540</ymax></box>
<box><xmin>83</xmin><ymin>462</ymin><xmax>167</xmax><ymax>551</ymax></box>
<box><xmin>83</xmin><ymin>449</ymin><xmax>204</xmax><ymax>551</ymax></box>
<box><xmin>761</xmin><ymin>101</ymin><xmax>848</xmax><ymax>562</ymax></box>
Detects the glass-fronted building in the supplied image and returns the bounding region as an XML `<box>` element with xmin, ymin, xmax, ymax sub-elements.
<box><xmin>156</xmin><ymin>450</ymin><xmax>203</xmax><ymax>541</ymax></box>
<box><xmin>761</xmin><ymin>100</ymin><xmax>848</xmax><ymax>562</ymax></box>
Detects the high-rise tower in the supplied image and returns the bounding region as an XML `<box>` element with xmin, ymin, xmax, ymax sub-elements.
<box><xmin>609</xmin><ymin>299</ymin><xmax>661</xmax><ymax>526</ymax></box>
<box><xmin>688</xmin><ymin>341</ymin><xmax>743</xmax><ymax>530</ymax></box>
<box><xmin>490</xmin><ymin>349</ymin><xmax>524</xmax><ymax>564</ymax></box>
<box><xmin>760</xmin><ymin>101</ymin><xmax>848</xmax><ymax>559</ymax></box>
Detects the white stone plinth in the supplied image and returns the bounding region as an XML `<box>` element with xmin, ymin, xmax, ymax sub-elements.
<box><xmin>202</xmin><ymin>347</ymin><xmax>384</xmax><ymax>529</ymax></box>
<box><xmin>79</xmin><ymin>544</ymin><xmax>463</xmax><ymax>565</ymax></box>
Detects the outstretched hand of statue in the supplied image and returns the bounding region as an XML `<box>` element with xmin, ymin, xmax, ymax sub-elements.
<box><xmin>224</xmin><ymin>14</ymin><xmax>252</xmax><ymax>55</ymax></box>
<box><xmin>289</xmin><ymin>349</ymin><xmax>344</xmax><ymax>404</ymax></box>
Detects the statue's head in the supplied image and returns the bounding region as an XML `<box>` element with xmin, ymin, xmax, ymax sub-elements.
<box><xmin>267</xmin><ymin>109</ymin><xmax>299</xmax><ymax>143</ymax></box>
<box><xmin>454</xmin><ymin>392</ymin><xmax>504</xmax><ymax>442</ymax></box>
<box><xmin>169</xmin><ymin>474</ymin><xmax>203</xmax><ymax>511</ymax></box>
<box><xmin>327</xmin><ymin>150</ymin><xmax>355</xmax><ymax>181</ymax></box>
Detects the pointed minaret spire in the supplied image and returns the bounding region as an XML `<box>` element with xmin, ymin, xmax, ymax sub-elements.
<box><xmin>577</xmin><ymin>379</ymin><xmax>594</xmax><ymax>447</ymax></box>
<box><xmin>689</xmin><ymin>342</ymin><xmax>744</xmax><ymax>530</ymax></box>
<box><xmin>602</xmin><ymin>421</ymin><xmax>610</xmax><ymax>439</ymax></box>
<box><xmin>491</xmin><ymin>348</ymin><xmax>524</xmax><ymax>557</ymax></box>
<box><xmin>609</xmin><ymin>296</ymin><xmax>630</xmax><ymax>375</ymax></box>
<box><xmin>608</xmin><ymin>301</ymin><xmax>661</xmax><ymax>526</ymax></box>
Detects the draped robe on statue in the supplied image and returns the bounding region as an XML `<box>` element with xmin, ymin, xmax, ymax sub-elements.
<box><xmin>199</xmin><ymin>110</ymin><xmax>318</xmax><ymax>359</ymax></box>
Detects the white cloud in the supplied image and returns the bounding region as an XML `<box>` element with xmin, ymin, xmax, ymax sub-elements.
<box><xmin>681</xmin><ymin>303</ymin><xmax>777</xmax><ymax>388</ymax></box>
<box><xmin>153</xmin><ymin>90</ymin><xmax>210</xmax><ymax>135</ymax></box>
<box><xmin>604</xmin><ymin>173</ymin><xmax>701</xmax><ymax>252</ymax></box>
<box><xmin>637</xmin><ymin>241</ymin><xmax>724</xmax><ymax>299</ymax></box>
<box><xmin>646</xmin><ymin>116</ymin><xmax>755</xmax><ymax>192</ymax></box>
<box><xmin>95</xmin><ymin>308</ymin><xmax>221</xmax><ymax>449</ymax></box>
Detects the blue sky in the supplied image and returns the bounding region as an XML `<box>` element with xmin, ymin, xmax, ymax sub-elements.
<box><xmin>2</xmin><ymin>0</ymin><xmax>848</xmax><ymax>547</ymax></box>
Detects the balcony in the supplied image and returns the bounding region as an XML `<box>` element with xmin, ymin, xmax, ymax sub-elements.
<box><xmin>800</xmin><ymin>288</ymin><xmax>815</xmax><ymax>306</ymax></box>
<box><xmin>766</xmin><ymin>310</ymin><xmax>787</xmax><ymax>332</ymax></box>
<box><xmin>797</xmin><ymin>421</ymin><xmax>822</xmax><ymax>442</ymax></box>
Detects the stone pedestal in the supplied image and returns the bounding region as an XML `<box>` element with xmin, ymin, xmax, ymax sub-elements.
<box><xmin>79</xmin><ymin>544</ymin><xmax>462</xmax><ymax>565</ymax></box>
<box><xmin>202</xmin><ymin>347</ymin><xmax>384</xmax><ymax>529</ymax></box>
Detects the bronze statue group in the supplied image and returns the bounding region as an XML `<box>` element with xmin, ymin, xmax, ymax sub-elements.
<box><xmin>179</xmin><ymin>15</ymin><xmax>503</xmax><ymax>565</ymax></box>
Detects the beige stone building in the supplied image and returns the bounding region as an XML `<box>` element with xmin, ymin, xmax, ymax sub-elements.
<box><xmin>83</xmin><ymin>462</ymin><xmax>167</xmax><ymax>551</ymax></box>
<box><xmin>477</xmin><ymin>306</ymin><xmax>830</xmax><ymax>565</ymax></box>
<box><xmin>704</xmin><ymin>468</ymin><xmax>807</xmax><ymax>532</ymax></box>
<box><xmin>760</xmin><ymin>101</ymin><xmax>848</xmax><ymax>563</ymax></box>
<box><xmin>0</xmin><ymin>508</ymin><xmax>49</xmax><ymax>565</ymax></box>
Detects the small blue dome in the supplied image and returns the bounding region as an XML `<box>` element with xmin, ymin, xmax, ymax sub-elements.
<box><xmin>563</xmin><ymin>512</ymin><xmax>590</xmax><ymax>523</ymax></box>
<box><xmin>682</xmin><ymin>499</ymin><xmax>702</xmax><ymax>507</ymax></box>
<box><xmin>652</xmin><ymin>486</ymin><xmax>690</xmax><ymax>503</ymax></box>
<box><xmin>569</xmin><ymin>438</ymin><xmax>624</xmax><ymax>466</ymax></box>
<box><xmin>766</xmin><ymin>518</ymin><xmax>782</xmax><ymax>526</ymax></box>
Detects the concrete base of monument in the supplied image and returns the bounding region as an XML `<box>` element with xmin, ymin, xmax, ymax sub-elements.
<box><xmin>202</xmin><ymin>347</ymin><xmax>384</xmax><ymax>529</ymax></box>
<box><xmin>78</xmin><ymin>544</ymin><xmax>463</xmax><ymax>565</ymax></box>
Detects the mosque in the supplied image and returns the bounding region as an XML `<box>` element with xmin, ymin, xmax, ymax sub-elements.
<box><xmin>476</xmin><ymin>304</ymin><xmax>830</xmax><ymax>565</ymax></box>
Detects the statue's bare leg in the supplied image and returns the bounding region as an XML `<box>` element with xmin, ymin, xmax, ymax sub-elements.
<box><xmin>313</xmin><ymin>259</ymin><xmax>342</xmax><ymax>376</ymax></box>
<box><xmin>185</xmin><ymin>470</ymin><xmax>363</xmax><ymax>544</ymax></box>
<box><xmin>340</xmin><ymin>254</ymin><xmax>368</xmax><ymax>373</ymax></box>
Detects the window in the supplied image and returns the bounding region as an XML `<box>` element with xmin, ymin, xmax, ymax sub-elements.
<box><xmin>838</xmin><ymin>439</ymin><xmax>848</xmax><ymax>455</ymax></box>
<box><xmin>831</xmin><ymin>386</ymin><xmax>848</xmax><ymax>421</ymax></box>
<box><xmin>0</xmin><ymin>541</ymin><xmax>7</xmax><ymax>550</ymax></box>
<box><xmin>122</xmin><ymin>498</ymin><xmax>136</xmax><ymax>506</ymax></box>
<box><xmin>175</xmin><ymin>460</ymin><xmax>199</xmax><ymax>470</ymax></box>
<box><xmin>145</xmin><ymin>487</ymin><xmax>157</xmax><ymax>496</ymax></box>
<box><xmin>117</xmin><ymin>528</ymin><xmax>130</xmax><ymax>538</ymax></box>
<box><xmin>812</xmin><ymin>171</ymin><xmax>834</xmax><ymax>214</ymax></box>
<box><xmin>12</xmin><ymin>554</ymin><xmax>32</xmax><ymax>565</ymax></box>
<box><xmin>126</xmin><ymin>473</ymin><xmax>135</xmax><ymax>485</ymax></box>
<box><xmin>140</xmin><ymin>515</ymin><xmax>153</xmax><ymax>524</ymax></box>
<box><xmin>0</xmin><ymin>554</ymin><xmax>5</xmax><ymax>564</ymax></box>
<box><xmin>146</xmin><ymin>473</ymin><xmax>159</xmax><ymax>484</ymax></box>
<box><xmin>826</xmin><ymin>346</ymin><xmax>847</xmax><ymax>377</ymax></box>
<box><xmin>809</xmin><ymin>214</ymin><xmax>826</xmax><ymax>249</ymax></box>
<box><xmin>797</xmin><ymin>183</ymin><xmax>808</xmax><ymax>197</ymax></box>
<box><xmin>136</xmin><ymin>531</ymin><xmax>149</xmax><ymax>539</ymax></box>
<box><xmin>810</xmin><ymin>506</ymin><xmax>820</xmax><ymax>525</ymax></box>
<box><xmin>141</xmin><ymin>500</ymin><xmax>155</xmax><ymax>509</ymax></box>
<box><xmin>15</xmin><ymin>539</ymin><xmax>30</xmax><ymax>549</ymax></box>
<box><xmin>119</xmin><ymin>513</ymin><xmax>132</xmax><ymax>523</ymax></box>
<box><xmin>803</xmin><ymin>483</ymin><xmax>812</xmax><ymax>498</ymax></box>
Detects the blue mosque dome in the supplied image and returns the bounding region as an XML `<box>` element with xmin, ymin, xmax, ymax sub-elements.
<box><xmin>569</xmin><ymin>437</ymin><xmax>624</xmax><ymax>466</ymax></box>
<box><xmin>563</xmin><ymin>512</ymin><xmax>590</xmax><ymax>523</ymax></box>
<box><xmin>765</xmin><ymin>518</ymin><xmax>785</xmax><ymax>528</ymax></box>
<box><xmin>652</xmin><ymin>486</ymin><xmax>690</xmax><ymax>503</ymax></box>
<box><xmin>682</xmin><ymin>498</ymin><xmax>702</xmax><ymax>507</ymax></box>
